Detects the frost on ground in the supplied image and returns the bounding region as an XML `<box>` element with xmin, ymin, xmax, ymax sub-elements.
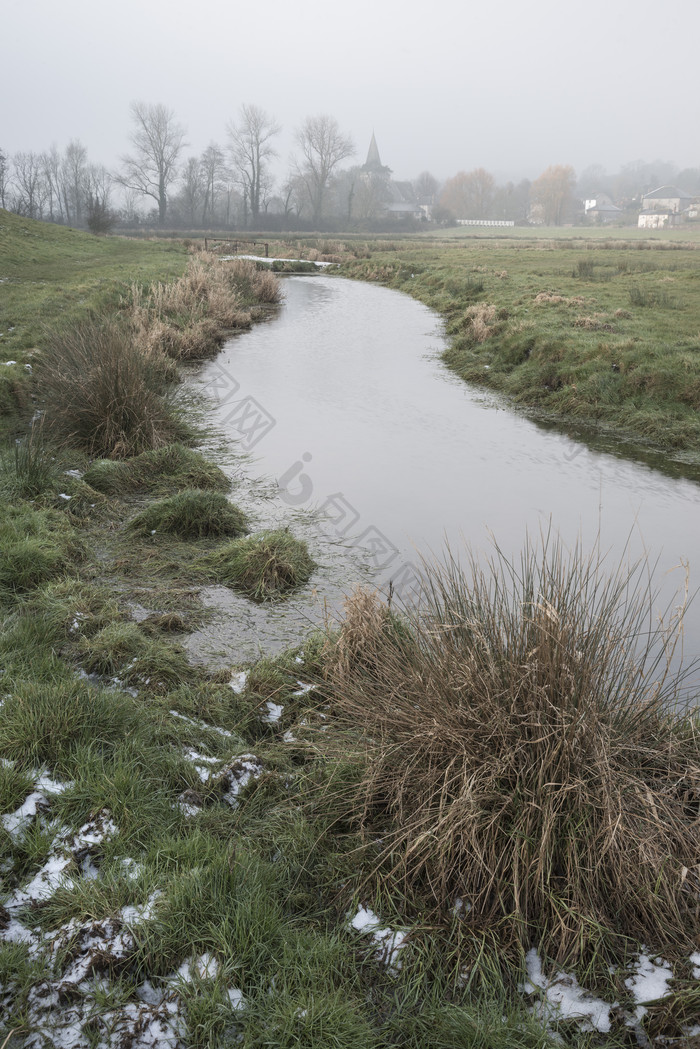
<box><xmin>349</xmin><ymin>906</ymin><xmax>408</xmax><ymax>974</ymax></box>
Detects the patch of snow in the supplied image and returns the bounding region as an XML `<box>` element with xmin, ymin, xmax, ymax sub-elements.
<box><xmin>120</xmin><ymin>857</ymin><xmax>144</xmax><ymax>881</ymax></box>
<box><xmin>120</xmin><ymin>891</ymin><xmax>162</xmax><ymax>926</ymax></box>
<box><xmin>64</xmin><ymin>469</ymin><xmax>83</xmax><ymax>479</ymax></box>
<box><xmin>624</xmin><ymin>952</ymin><xmax>674</xmax><ymax>1020</ymax></box>
<box><xmin>292</xmin><ymin>681</ymin><xmax>315</xmax><ymax>696</ymax></box>
<box><xmin>183</xmin><ymin>748</ymin><xmax>223</xmax><ymax>783</ymax></box>
<box><xmin>169</xmin><ymin>708</ymin><xmax>232</xmax><ymax>737</ymax></box>
<box><xmin>227</xmin><ymin>987</ymin><xmax>246</xmax><ymax>1012</ymax></box>
<box><xmin>220</xmin><ymin>755</ymin><xmax>264</xmax><ymax>807</ymax></box>
<box><xmin>521</xmin><ymin>948</ymin><xmax>614</xmax><ymax>1034</ymax></box>
<box><xmin>1</xmin><ymin>789</ymin><xmax>52</xmax><ymax>837</ymax></box>
<box><xmin>690</xmin><ymin>951</ymin><xmax>700</xmax><ymax>979</ymax></box>
<box><xmin>282</xmin><ymin>729</ymin><xmax>297</xmax><ymax>743</ymax></box>
<box><xmin>5</xmin><ymin>853</ymin><xmax>74</xmax><ymax>911</ymax></box>
<box><xmin>230</xmin><ymin>671</ymin><xmax>248</xmax><ymax>694</ymax></box>
<box><xmin>58</xmin><ymin>493</ymin><xmax>72</xmax><ymax>500</ymax></box>
<box><xmin>263</xmin><ymin>701</ymin><xmax>284</xmax><ymax>723</ymax></box>
<box><xmin>175</xmin><ymin>952</ymin><xmax>219</xmax><ymax>982</ymax></box>
<box><xmin>349</xmin><ymin>905</ymin><xmax>408</xmax><ymax>974</ymax></box>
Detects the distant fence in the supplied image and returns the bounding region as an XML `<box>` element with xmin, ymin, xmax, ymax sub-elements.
<box><xmin>456</xmin><ymin>219</ymin><xmax>515</xmax><ymax>227</ymax></box>
<box><xmin>204</xmin><ymin>238</ymin><xmax>269</xmax><ymax>256</ymax></box>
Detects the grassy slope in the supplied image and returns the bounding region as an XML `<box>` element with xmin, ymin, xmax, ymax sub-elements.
<box><xmin>0</xmin><ymin>210</ymin><xmax>189</xmax><ymax>425</ymax></box>
<box><xmin>338</xmin><ymin>230</ymin><xmax>700</xmax><ymax>461</ymax></box>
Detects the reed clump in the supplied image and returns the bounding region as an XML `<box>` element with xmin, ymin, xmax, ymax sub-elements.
<box><xmin>322</xmin><ymin>538</ymin><xmax>700</xmax><ymax>965</ymax></box>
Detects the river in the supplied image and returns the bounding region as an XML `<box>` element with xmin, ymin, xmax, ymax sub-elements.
<box><xmin>189</xmin><ymin>275</ymin><xmax>700</xmax><ymax>680</ymax></box>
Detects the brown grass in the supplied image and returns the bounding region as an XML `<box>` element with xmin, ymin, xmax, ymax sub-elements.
<box><xmin>321</xmin><ymin>538</ymin><xmax>700</xmax><ymax>965</ymax></box>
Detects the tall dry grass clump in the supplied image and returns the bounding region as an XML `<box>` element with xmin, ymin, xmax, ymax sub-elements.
<box><xmin>39</xmin><ymin>317</ymin><xmax>183</xmax><ymax>459</ymax></box>
<box><xmin>323</xmin><ymin>539</ymin><xmax>700</xmax><ymax>964</ymax></box>
<box><xmin>130</xmin><ymin>254</ymin><xmax>280</xmax><ymax>361</ymax></box>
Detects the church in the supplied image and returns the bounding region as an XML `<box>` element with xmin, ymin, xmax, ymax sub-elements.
<box><xmin>353</xmin><ymin>134</ymin><xmax>424</xmax><ymax>222</ymax></box>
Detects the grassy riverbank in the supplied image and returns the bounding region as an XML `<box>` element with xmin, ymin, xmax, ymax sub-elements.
<box><xmin>1</xmin><ymin>215</ymin><xmax>700</xmax><ymax>1048</ymax></box>
<box><xmin>333</xmin><ymin>231</ymin><xmax>700</xmax><ymax>461</ymax></box>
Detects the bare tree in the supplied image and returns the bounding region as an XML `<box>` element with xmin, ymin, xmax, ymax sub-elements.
<box><xmin>60</xmin><ymin>139</ymin><xmax>89</xmax><ymax>226</ymax></box>
<box><xmin>200</xmin><ymin>143</ymin><xmax>227</xmax><ymax>227</ymax></box>
<box><xmin>227</xmin><ymin>104</ymin><xmax>281</xmax><ymax>227</ymax></box>
<box><xmin>178</xmin><ymin>156</ymin><xmax>206</xmax><ymax>227</ymax></box>
<box><xmin>1</xmin><ymin>147</ymin><xmax>10</xmax><ymax>209</ymax></box>
<box><xmin>115</xmin><ymin>102</ymin><xmax>187</xmax><ymax>226</ymax></box>
<box><xmin>85</xmin><ymin>164</ymin><xmax>114</xmax><ymax>234</ymax></box>
<box><xmin>294</xmin><ymin>114</ymin><xmax>354</xmax><ymax>225</ymax></box>
<box><xmin>11</xmin><ymin>152</ymin><xmax>48</xmax><ymax>218</ymax></box>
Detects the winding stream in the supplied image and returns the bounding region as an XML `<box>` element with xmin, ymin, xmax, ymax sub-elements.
<box><xmin>190</xmin><ymin>275</ymin><xmax>700</xmax><ymax>677</ymax></box>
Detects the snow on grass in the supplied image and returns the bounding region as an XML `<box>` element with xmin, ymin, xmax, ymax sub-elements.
<box><xmin>174</xmin><ymin>951</ymin><xmax>220</xmax><ymax>983</ymax></box>
<box><xmin>690</xmin><ymin>951</ymin><xmax>700</xmax><ymax>979</ymax></box>
<box><xmin>1</xmin><ymin>771</ymin><xmax>73</xmax><ymax>838</ymax></box>
<box><xmin>230</xmin><ymin>670</ymin><xmax>247</xmax><ymax>694</ymax></box>
<box><xmin>169</xmin><ymin>708</ymin><xmax>232</xmax><ymax>737</ymax></box>
<box><xmin>291</xmin><ymin>681</ymin><xmax>315</xmax><ymax>696</ymax></box>
<box><xmin>521</xmin><ymin>948</ymin><xmax>614</xmax><ymax>1034</ymax></box>
<box><xmin>220</xmin><ymin>755</ymin><xmax>264</xmax><ymax>807</ymax></box>
<box><xmin>263</xmin><ymin>700</ymin><xmax>284</xmax><ymax>724</ymax></box>
<box><xmin>183</xmin><ymin>747</ymin><xmax>223</xmax><ymax>782</ymax></box>
<box><xmin>349</xmin><ymin>905</ymin><xmax>408</xmax><ymax>974</ymax></box>
<box><xmin>624</xmin><ymin>952</ymin><xmax>674</xmax><ymax>1020</ymax></box>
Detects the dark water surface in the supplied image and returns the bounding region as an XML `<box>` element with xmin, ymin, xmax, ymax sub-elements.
<box><xmin>192</xmin><ymin>276</ymin><xmax>700</xmax><ymax>675</ymax></box>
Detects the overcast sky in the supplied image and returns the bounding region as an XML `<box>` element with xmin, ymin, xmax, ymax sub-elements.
<box><xmin>2</xmin><ymin>0</ymin><xmax>697</xmax><ymax>184</ymax></box>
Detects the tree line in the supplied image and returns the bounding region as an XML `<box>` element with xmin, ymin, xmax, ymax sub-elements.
<box><xmin>1</xmin><ymin>102</ymin><xmax>698</xmax><ymax>232</ymax></box>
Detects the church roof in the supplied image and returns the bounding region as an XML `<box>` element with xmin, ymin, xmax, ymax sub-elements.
<box><xmin>364</xmin><ymin>133</ymin><xmax>383</xmax><ymax>171</ymax></box>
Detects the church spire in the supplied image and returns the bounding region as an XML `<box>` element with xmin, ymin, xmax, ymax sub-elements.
<box><xmin>364</xmin><ymin>132</ymin><xmax>383</xmax><ymax>171</ymax></box>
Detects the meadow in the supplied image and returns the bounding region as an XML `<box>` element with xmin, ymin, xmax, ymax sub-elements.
<box><xmin>1</xmin><ymin>213</ymin><xmax>699</xmax><ymax>1047</ymax></box>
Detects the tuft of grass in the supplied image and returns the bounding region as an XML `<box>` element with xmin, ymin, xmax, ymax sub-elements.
<box><xmin>0</xmin><ymin>422</ymin><xmax>62</xmax><ymax>499</ymax></box>
<box><xmin>38</xmin><ymin>315</ymin><xmax>185</xmax><ymax>459</ymax></box>
<box><xmin>83</xmin><ymin>442</ymin><xmax>231</xmax><ymax>496</ymax></box>
<box><xmin>199</xmin><ymin>529</ymin><xmax>315</xmax><ymax>602</ymax></box>
<box><xmin>321</xmin><ymin>537</ymin><xmax>700</xmax><ymax>965</ymax></box>
<box><xmin>0</xmin><ymin>504</ymin><xmax>84</xmax><ymax>599</ymax></box>
<box><xmin>128</xmin><ymin>489</ymin><xmax>248</xmax><ymax>540</ymax></box>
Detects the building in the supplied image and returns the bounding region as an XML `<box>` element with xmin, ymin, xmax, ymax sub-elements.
<box><xmin>355</xmin><ymin>135</ymin><xmax>423</xmax><ymax>222</ymax></box>
<box><xmin>638</xmin><ymin>185</ymin><xmax>694</xmax><ymax>228</ymax></box>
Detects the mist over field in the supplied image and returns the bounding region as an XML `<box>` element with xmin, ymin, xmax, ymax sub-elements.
<box><xmin>1</xmin><ymin>0</ymin><xmax>697</xmax><ymax>183</ymax></box>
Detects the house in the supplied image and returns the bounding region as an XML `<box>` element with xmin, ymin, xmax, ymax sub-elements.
<box><xmin>584</xmin><ymin>193</ymin><xmax>623</xmax><ymax>223</ymax></box>
<box><xmin>638</xmin><ymin>185</ymin><xmax>694</xmax><ymax>228</ymax></box>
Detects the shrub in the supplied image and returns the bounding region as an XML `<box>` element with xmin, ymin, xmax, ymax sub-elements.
<box><xmin>38</xmin><ymin>316</ymin><xmax>184</xmax><ymax>459</ymax></box>
<box><xmin>128</xmin><ymin>489</ymin><xmax>249</xmax><ymax>539</ymax></box>
<box><xmin>200</xmin><ymin>529</ymin><xmax>315</xmax><ymax>601</ymax></box>
<box><xmin>322</xmin><ymin>539</ymin><xmax>700</xmax><ymax>964</ymax></box>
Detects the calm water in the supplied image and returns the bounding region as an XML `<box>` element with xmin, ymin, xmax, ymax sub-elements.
<box><xmin>192</xmin><ymin>275</ymin><xmax>700</xmax><ymax>674</ymax></box>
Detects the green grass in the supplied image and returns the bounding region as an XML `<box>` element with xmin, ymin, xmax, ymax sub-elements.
<box><xmin>338</xmin><ymin>233</ymin><xmax>700</xmax><ymax>458</ymax></box>
<box><xmin>199</xmin><ymin>529</ymin><xmax>316</xmax><ymax>601</ymax></box>
<box><xmin>82</xmin><ymin>442</ymin><xmax>231</xmax><ymax>496</ymax></box>
<box><xmin>127</xmin><ymin>489</ymin><xmax>249</xmax><ymax>540</ymax></box>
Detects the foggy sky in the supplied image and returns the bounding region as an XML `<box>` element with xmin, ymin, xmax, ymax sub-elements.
<box><xmin>2</xmin><ymin>0</ymin><xmax>697</xmax><ymax>184</ymax></box>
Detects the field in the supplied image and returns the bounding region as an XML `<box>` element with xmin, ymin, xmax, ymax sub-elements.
<box><xmin>336</xmin><ymin>229</ymin><xmax>700</xmax><ymax>462</ymax></box>
<box><xmin>1</xmin><ymin>213</ymin><xmax>700</xmax><ymax>1048</ymax></box>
